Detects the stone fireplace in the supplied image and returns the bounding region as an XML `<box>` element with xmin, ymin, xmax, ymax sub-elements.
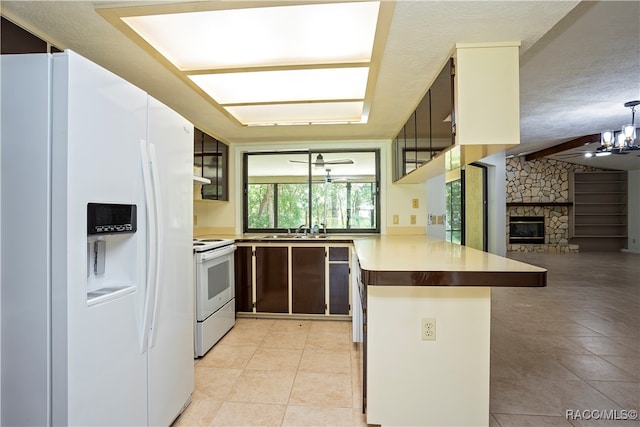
<box><xmin>509</xmin><ymin>216</ymin><xmax>544</xmax><ymax>244</ymax></box>
<box><xmin>505</xmin><ymin>157</ymin><xmax>602</xmax><ymax>254</ymax></box>
<box><xmin>506</xmin><ymin>205</ymin><xmax>576</xmax><ymax>253</ymax></box>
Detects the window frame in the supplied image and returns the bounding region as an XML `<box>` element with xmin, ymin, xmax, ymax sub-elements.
<box><xmin>445</xmin><ymin>178</ymin><xmax>463</xmax><ymax>244</ymax></box>
<box><xmin>243</xmin><ymin>149</ymin><xmax>380</xmax><ymax>234</ymax></box>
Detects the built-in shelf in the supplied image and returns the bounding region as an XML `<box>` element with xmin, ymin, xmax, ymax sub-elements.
<box><xmin>193</xmin><ymin>175</ymin><xmax>211</xmax><ymax>185</ymax></box>
<box><xmin>569</xmin><ymin>171</ymin><xmax>628</xmax><ymax>251</ymax></box>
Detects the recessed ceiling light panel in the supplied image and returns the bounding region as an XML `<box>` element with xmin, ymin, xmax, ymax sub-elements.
<box><xmin>225</xmin><ymin>102</ymin><xmax>366</xmax><ymax>125</ymax></box>
<box><xmin>122</xmin><ymin>2</ymin><xmax>380</xmax><ymax>70</ymax></box>
<box><xmin>189</xmin><ymin>67</ymin><xmax>369</xmax><ymax>105</ymax></box>
<box><xmin>110</xmin><ymin>1</ymin><xmax>388</xmax><ymax>126</ymax></box>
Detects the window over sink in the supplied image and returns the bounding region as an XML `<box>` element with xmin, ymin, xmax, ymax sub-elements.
<box><xmin>243</xmin><ymin>150</ymin><xmax>380</xmax><ymax>233</ymax></box>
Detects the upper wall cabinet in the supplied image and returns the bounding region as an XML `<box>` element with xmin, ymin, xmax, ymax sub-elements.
<box><xmin>393</xmin><ymin>43</ymin><xmax>520</xmax><ymax>184</ymax></box>
<box><xmin>392</xmin><ymin>59</ymin><xmax>454</xmax><ymax>182</ymax></box>
<box><xmin>194</xmin><ymin>128</ymin><xmax>228</xmax><ymax>201</ymax></box>
<box><xmin>1</xmin><ymin>17</ymin><xmax>62</xmax><ymax>54</ymax></box>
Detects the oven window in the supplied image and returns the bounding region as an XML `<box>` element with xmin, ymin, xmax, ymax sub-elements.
<box><xmin>207</xmin><ymin>262</ymin><xmax>229</xmax><ymax>300</ymax></box>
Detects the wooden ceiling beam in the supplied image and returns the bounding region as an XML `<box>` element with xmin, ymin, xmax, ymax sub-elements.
<box><xmin>525</xmin><ymin>133</ymin><xmax>600</xmax><ymax>161</ymax></box>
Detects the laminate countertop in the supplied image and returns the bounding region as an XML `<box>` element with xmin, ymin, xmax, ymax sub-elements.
<box><xmin>194</xmin><ymin>233</ymin><xmax>546</xmax><ymax>287</ymax></box>
<box><xmin>352</xmin><ymin>235</ymin><xmax>546</xmax><ymax>287</ymax></box>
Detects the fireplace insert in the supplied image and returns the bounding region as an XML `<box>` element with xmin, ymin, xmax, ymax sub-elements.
<box><xmin>509</xmin><ymin>216</ymin><xmax>544</xmax><ymax>244</ymax></box>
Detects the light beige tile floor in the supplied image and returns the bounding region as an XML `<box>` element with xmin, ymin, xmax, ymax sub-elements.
<box><xmin>174</xmin><ymin>251</ymin><xmax>639</xmax><ymax>427</ymax></box>
<box><xmin>174</xmin><ymin>318</ymin><xmax>366</xmax><ymax>427</ymax></box>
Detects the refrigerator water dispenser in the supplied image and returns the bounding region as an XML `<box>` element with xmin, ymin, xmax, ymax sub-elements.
<box><xmin>86</xmin><ymin>203</ymin><xmax>138</xmax><ymax>305</ymax></box>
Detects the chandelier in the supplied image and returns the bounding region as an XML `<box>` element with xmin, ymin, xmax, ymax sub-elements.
<box><xmin>596</xmin><ymin>100</ymin><xmax>640</xmax><ymax>156</ymax></box>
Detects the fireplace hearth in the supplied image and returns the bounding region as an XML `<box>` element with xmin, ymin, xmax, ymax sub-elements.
<box><xmin>509</xmin><ymin>216</ymin><xmax>544</xmax><ymax>244</ymax></box>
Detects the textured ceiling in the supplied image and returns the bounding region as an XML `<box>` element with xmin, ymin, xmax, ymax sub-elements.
<box><xmin>2</xmin><ymin>1</ymin><xmax>639</xmax><ymax>170</ymax></box>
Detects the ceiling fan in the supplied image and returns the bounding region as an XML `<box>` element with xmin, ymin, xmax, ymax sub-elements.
<box><xmin>312</xmin><ymin>169</ymin><xmax>355</xmax><ymax>183</ymax></box>
<box><xmin>290</xmin><ymin>153</ymin><xmax>354</xmax><ymax>167</ymax></box>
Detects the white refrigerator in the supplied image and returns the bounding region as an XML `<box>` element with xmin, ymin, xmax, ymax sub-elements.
<box><xmin>1</xmin><ymin>50</ymin><xmax>194</xmax><ymax>426</ymax></box>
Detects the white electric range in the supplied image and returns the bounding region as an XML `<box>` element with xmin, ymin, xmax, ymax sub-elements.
<box><xmin>192</xmin><ymin>238</ymin><xmax>236</xmax><ymax>357</ymax></box>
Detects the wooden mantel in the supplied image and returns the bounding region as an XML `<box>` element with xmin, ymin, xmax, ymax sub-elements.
<box><xmin>507</xmin><ymin>202</ymin><xmax>572</xmax><ymax>207</ymax></box>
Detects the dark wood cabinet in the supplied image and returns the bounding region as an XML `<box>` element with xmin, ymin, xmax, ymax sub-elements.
<box><xmin>1</xmin><ymin>17</ymin><xmax>62</xmax><ymax>54</ymax></box>
<box><xmin>291</xmin><ymin>246</ymin><xmax>326</xmax><ymax>314</ymax></box>
<box><xmin>194</xmin><ymin>128</ymin><xmax>228</xmax><ymax>201</ymax></box>
<box><xmin>329</xmin><ymin>264</ymin><xmax>350</xmax><ymax>314</ymax></box>
<box><xmin>328</xmin><ymin>247</ymin><xmax>350</xmax><ymax>315</ymax></box>
<box><xmin>235</xmin><ymin>243</ymin><xmax>351</xmax><ymax>316</ymax></box>
<box><xmin>255</xmin><ymin>246</ymin><xmax>288</xmax><ymax>313</ymax></box>
<box><xmin>392</xmin><ymin>58</ymin><xmax>454</xmax><ymax>181</ymax></box>
<box><xmin>234</xmin><ymin>246</ymin><xmax>253</xmax><ymax>312</ymax></box>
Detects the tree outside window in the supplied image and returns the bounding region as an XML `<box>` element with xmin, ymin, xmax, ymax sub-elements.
<box><xmin>244</xmin><ymin>151</ymin><xmax>379</xmax><ymax>233</ymax></box>
<box><xmin>445</xmin><ymin>179</ymin><xmax>462</xmax><ymax>244</ymax></box>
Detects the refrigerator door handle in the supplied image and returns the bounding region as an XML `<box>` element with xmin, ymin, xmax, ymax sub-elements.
<box><xmin>140</xmin><ymin>139</ymin><xmax>158</xmax><ymax>354</ymax></box>
<box><xmin>148</xmin><ymin>142</ymin><xmax>163</xmax><ymax>349</ymax></box>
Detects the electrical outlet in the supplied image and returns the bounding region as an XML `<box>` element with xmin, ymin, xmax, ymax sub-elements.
<box><xmin>421</xmin><ymin>318</ymin><xmax>436</xmax><ymax>341</ymax></box>
<box><xmin>393</xmin><ymin>214</ymin><xmax>399</xmax><ymax>224</ymax></box>
<box><xmin>410</xmin><ymin>215</ymin><xmax>416</xmax><ymax>225</ymax></box>
<box><xmin>412</xmin><ymin>198</ymin><xmax>419</xmax><ymax>208</ymax></box>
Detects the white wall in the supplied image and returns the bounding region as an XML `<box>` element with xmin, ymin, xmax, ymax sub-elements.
<box><xmin>195</xmin><ymin>140</ymin><xmax>507</xmax><ymax>248</ymax></box>
<box><xmin>367</xmin><ymin>286</ymin><xmax>491</xmax><ymax>426</ymax></box>
<box><xmin>477</xmin><ymin>151</ymin><xmax>507</xmax><ymax>256</ymax></box>
<box><xmin>626</xmin><ymin>169</ymin><xmax>640</xmax><ymax>253</ymax></box>
<box><xmin>0</xmin><ymin>98</ymin><xmax>2</xmax><ymax>422</ymax></box>
<box><xmin>425</xmin><ymin>174</ymin><xmax>446</xmax><ymax>239</ymax></box>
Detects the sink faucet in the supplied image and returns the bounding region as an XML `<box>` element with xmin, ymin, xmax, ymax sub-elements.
<box><xmin>296</xmin><ymin>224</ymin><xmax>307</xmax><ymax>236</ymax></box>
<box><xmin>320</xmin><ymin>223</ymin><xmax>327</xmax><ymax>234</ymax></box>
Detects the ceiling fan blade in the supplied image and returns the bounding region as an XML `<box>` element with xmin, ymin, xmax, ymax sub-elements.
<box><xmin>323</xmin><ymin>159</ymin><xmax>354</xmax><ymax>165</ymax></box>
<box><xmin>289</xmin><ymin>155</ymin><xmax>354</xmax><ymax>166</ymax></box>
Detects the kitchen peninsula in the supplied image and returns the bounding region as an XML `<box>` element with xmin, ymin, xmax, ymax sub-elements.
<box><xmin>352</xmin><ymin>235</ymin><xmax>546</xmax><ymax>427</ymax></box>
<box><xmin>194</xmin><ymin>232</ymin><xmax>546</xmax><ymax>426</ymax></box>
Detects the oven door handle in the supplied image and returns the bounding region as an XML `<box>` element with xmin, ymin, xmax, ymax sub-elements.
<box><xmin>200</xmin><ymin>244</ymin><xmax>236</xmax><ymax>261</ymax></box>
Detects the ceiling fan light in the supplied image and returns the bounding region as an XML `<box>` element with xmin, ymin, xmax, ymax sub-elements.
<box><xmin>601</xmin><ymin>130</ymin><xmax>614</xmax><ymax>147</ymax></box>
<box><xmin>622</xmin><ymin>124</ymin><xmax>636</xmax><ymax>141</ymax></box>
